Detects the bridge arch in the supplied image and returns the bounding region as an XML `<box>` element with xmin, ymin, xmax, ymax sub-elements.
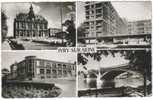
<box><xmin>100</xmin><ymin>69</ymin><xmax>134</xmax><ymax>80</ymax></box>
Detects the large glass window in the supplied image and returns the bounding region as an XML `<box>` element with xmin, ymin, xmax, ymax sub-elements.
<box><xmin>46</xmin><ymin>62</ymin><xmax>51</xmax><ymax>67</ymax></box>
<box><xmin>40</xmin><ymin>69</ymin><xmax>45</xmax><ymax>74</ymax></box>
<box><xmin>63</xmin><ymin>64</ymin><xmax>66</xmax><ymax>69</ymax></box>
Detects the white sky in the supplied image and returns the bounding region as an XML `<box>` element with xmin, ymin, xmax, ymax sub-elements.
<box><xmin>78</xmin><ymin>52</ymin><xmax>129</xmax><ymax>71</ymax></box>
<box><xmin>2</xmin><ymin>51</ymin><xmax>76</xmax><ymax>71</ymax></box>
<box><xmin>77</xmin><ymin>1</ymin><xmax>152</xmax><ymax>27</ymax></box>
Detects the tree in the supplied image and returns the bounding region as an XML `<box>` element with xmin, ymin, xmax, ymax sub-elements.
<box><xmin>78</xmin><ymin>50</ymin><xmax>151</xmax><ymax>96</ymax></box>
<box><xmin>2</xmin><ymin>68</ymin><xmax>9</xmax><ymax>79</ymax></box>
<box><xmin>1</xmin><ymin>11</ymin><xmax>8</xmax><ymax>42</ymax></box>
<box><xmin>77</xmin><ymin>23</ymin><xmax>88</xmax><ymax>44</ymax></box>
<box><xmin>63</xmin><ymin>20</ymin><xmax>76</xmax><ymax>46</ymax></box>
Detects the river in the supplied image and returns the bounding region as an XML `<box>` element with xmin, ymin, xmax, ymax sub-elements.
<box><xmin>78</xmin><ymin>71</ymin><xmax>151</xmax><ymax>97</ymax></box>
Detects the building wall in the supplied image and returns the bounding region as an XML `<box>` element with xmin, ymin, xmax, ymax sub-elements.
<box><xmin>84</xmin><ymin>2</ymin><xmax>127</xmax><ymax>39</ymax></box>
<box><xmin>48</xmin><ymin>28</ymin><xmax>61</xmax><ymax>37</ymax></box>
<box><xmin>14</xmin><ymin>5</ymin><xmax>49</xmax><ymax>39</ymax></box>
<box><xmin>128</xmin><ymin>20</ymin><xmax>152</xmax><ymax>35</ymax></box>
<box><xmin>14</xmin><ymin>19</ymin><xmax>48</xmax><ymax>39</ymax></box>
<box><xmin>13</xmin><ymin>56</ymin><xmax>76</xmax><ymax>80</ymax></box>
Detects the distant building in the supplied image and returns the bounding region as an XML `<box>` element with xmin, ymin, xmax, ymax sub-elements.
<box><xmin>9</xmin><ymin>56</ymin><xmax>76</xmax><ymax>80</ymax></box>
<box><xmin>128</xmin><ymin>20</ymin><xmax>151</xmax><ymax>35</ymax></box>
<box><xmin>48</xmin><ymin>28</ymin><xmax>61</xmax><ymax>37</ymax></box>
<box><xmin>14</xmin><ymin>5</ymin><xmax>49</xmax><ymax>39</ymax></box>
<box><xmin>79</xmin><ymin>2</ymin><xmax>127</xmax><ymax>44</ymax></box>
<box><xmin>2</xmin><ymin>68</ymin><xmax>9</xmax><ymax>78</ymax></box>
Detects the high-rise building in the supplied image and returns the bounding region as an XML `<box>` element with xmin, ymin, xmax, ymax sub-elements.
<box><xmin>14</xmin><ymin>5</ymin><xmax>49</xmax><ymax>39</ymax></box>
<box><xmin>79</xmin><ymin>2</ymin><xmax>127</xmax><ymax>44</ymax></box>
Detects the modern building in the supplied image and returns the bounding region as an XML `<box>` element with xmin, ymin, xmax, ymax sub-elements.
<box><xmin>78</xmin><ymin>2</ymin><xmax>151</xmax><ymax>46</ymax></box>
<box><xmin>78</xmin><ymin>2</ymin><xmax>128</xmax><ymax>44</ymax></box>
<box><xmin>9</xmin><ymin>56</ymin><xmax>76</xmax><ymax>80</ymax></box>
<box><xmin>14</xmin><ymin>5</ymin><xmax>49</xmax><ymax>39</ymax></box>
<box><xmin>128</xmin><ymin>20</ymin><xmax>151</xmax><ymax>35</ymax></box>
<box><xmin>48</xmin><ymin>28</ymin><xmax>61</xmax><ymax>37</ymax></box>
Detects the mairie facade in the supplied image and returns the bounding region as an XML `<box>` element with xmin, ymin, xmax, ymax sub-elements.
<box><xmin>10</xmin><ymin>56</ymin><xmax>76</xmax><ymax>80</ymax></box>
<box><xmin>14</xmin><ymin>5</ymin><xmax>49</xmax><ymax>39</ymax></box>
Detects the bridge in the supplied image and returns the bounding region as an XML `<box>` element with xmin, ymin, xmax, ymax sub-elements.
<box><xmin>87</xmin><ymin>63</ymin><xmax>133</xmax><ymax>81</ymax></box>
<box><xmin>78</xmin><ymin>63</ymin><xmax>142</xmax><ymax>97</ymax></box>
<box><xmin>78</xmin><ymin>33</ymin><xmax>151</xmax><ymax>48</ymax></box>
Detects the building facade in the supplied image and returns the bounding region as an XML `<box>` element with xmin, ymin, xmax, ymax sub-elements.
<box><xmin>48</xmin><ymin>28</ymin><xmax>61</xmax><ymax>37</ymax></box>
<box><xmin>14</xmin><ymin>5</ymin><xmax>49</xmax><ymax>39</ymax></box>
<box><xmin>78</xmin><ymin>2</ymin><xmax>151</xmax><ymax>46</ymax></box>
<box><xmin>80</xmin><ymin>2</ymin><xmax>127</xmax><ymax>44</ymax></box>
<box><xmin>10</xmin><ymin>56</ymin><xmax>76</xmax><ymax>80</ymax></box>
<box><xmin>128</xmin><ymin>20</ymin><xmax>151</xmax><ymax>35</ymax></box>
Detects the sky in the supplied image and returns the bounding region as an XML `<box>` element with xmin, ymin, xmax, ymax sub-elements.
<box><xmin>77</xmin><ymin>1</ymin><xmax>152</xmax><ymax>27</ymax></box>
<box><xmin>2</xmin><ymin>51</ymin><xmax>76</xmax><ymax>71</ymax></box>
<box><xmin>2</xmin><ymin>2</ymin><xmax>75</xmax><ymax>36</ymax></box>
<box><xmin>78</xmin><ymin>52</ymin><xmax>129</xmax><ymax>72</ymax></box>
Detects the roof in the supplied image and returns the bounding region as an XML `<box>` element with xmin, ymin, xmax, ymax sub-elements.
<box><xmin>15</xmin><ymin>13</ymin><xmax>47</xmax><ymax>22</ymax></box>
<box><xmin>16</xmin><ymin>56</ymin><xmax>75</xmax><ymax>65</ymax></box>
<box><xmin>36</xmin><ymin>58</ymin><xmax>75</xmax><ymax>65</ymax></box>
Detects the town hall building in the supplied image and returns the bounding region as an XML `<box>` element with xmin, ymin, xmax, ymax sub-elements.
<box><xmin>14</xmin><ymin>4</ymin><xmax>49</xmax><ymax>39</ymax></box>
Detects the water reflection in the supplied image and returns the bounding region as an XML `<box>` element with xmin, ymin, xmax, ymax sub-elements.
<box><xmin>78</xmin><ymin>78</ymin><xmax>115</xmax><ymax>89</ymax></box>
<box><xmin>78</xmin><ymin>71</ymin><xmax>149</xmax><ymax>90</ymax></box>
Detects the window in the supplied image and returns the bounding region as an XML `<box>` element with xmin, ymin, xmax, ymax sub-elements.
<box><xmin>41</xmin><ymin>76</ymin><xmax>45</xmax><ymax>79</ymax></box>
<box><xmin>63</xmin><ymin>65</ymin><xmax>66</xmax><ymax>69</ymax></box>
<box><xmin>47</xmin><ymin>76</ymin><xmax>51</xmax><ymax>78</ymax></box>
<box><xmin>36</xmin><ymin>60</ymin><xmax>40</xmax><ymax>66</ymax></box>
<box><xmin>40</xmin><ymin>69</ymin><xmax>45</xmax><ymax>74</ymax></box>
<box><xmin>21</xmin><ymin>23</ymin><xmax>25</xmax><ymax>28</ymax></box>
<box><xmin>40</xmin><ymin>24</ymin><xmax>43</xmax><ymax>29</ymax></box>
<box><xmin>72</xmin><ymin>66</ymin><xmax>75</xmax><ymax>70</ymax></box>
<box><xmin>44</xmin><ymin>24</ymin><xmax>47</xmax><ymax>29</ymax></box>
<box><xmin>29</xmin><ymin>23</ymin><xmax>32</xmax><ymax>29</ymax></box>
<box><xmin>34</xmin><ymin>24</ymin><xmax>37</xmax><ymax>29</ymax></box>
<box><xmin>52</xmin><ymin>63</ymin><xmax>56</xmax><ymax>68</ymax></box>
<box><xmin>58</xmin><ymin>64</ymin><xmax>62</xmax><ymax>69</ymax></box>
<box><xmin>85</xmin><ymin>5</ymin><xmax>90</xmax><ymax>10</ymax></box>
<box><xmin>46</xmin><ymin>69</ymin><xmax>51</xmax><ymax>74</ymax></box>
<box><xmin>91</xmin><ymin>5</ymin><xmax>94</xmax><ymax>8</ymax></box>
